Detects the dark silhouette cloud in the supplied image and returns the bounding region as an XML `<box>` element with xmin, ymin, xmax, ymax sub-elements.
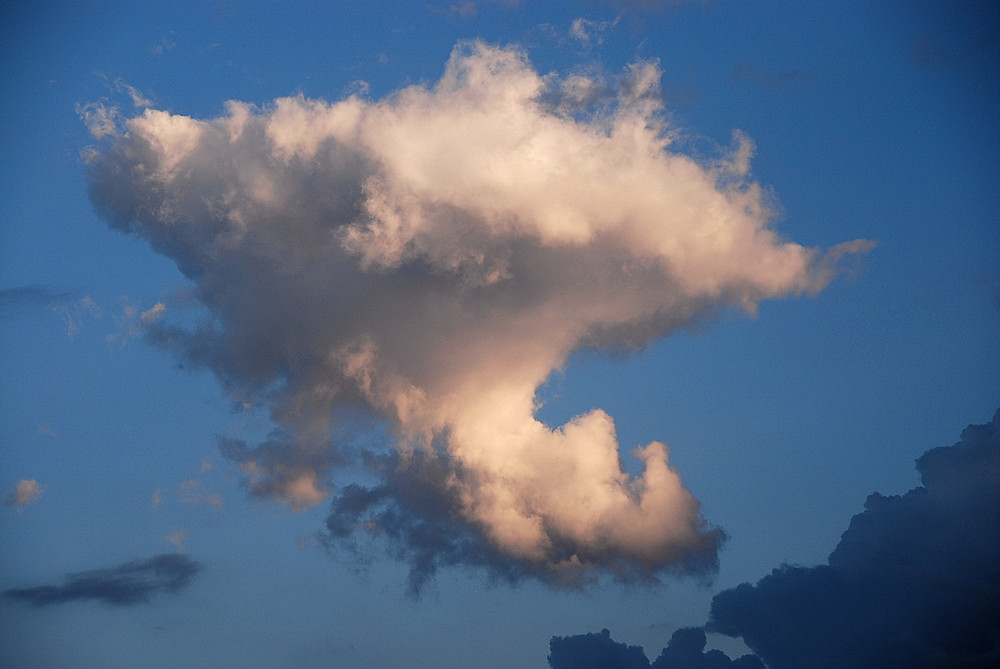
<box><xmin>650</xmin><ymin>628</ymin><xmax>764</xmax><ymax>669</ymax></box>
<box><xmin>549</xmin><ymin>628</ymin><xmax>651</xmax><ymax>669</ymax></box>
<box><xmin>547</xmin><ymin>627</ymin><xmax>763</xmax><ymax>669</ymax></box>
<box><xmin>4</xmin><ymin>554</ymin><xmax>201</xmax><ymax>607</ymax></box>
<box><xmin>708</xmin><ymin>408</ymin><xmax>1000</xmax><ymax>669</ymax></box>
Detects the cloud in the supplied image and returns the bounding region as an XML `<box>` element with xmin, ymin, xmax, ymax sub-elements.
<box><xmin>177</xmin><ymin>477</ymin><xmax>223</xmax><ymax>507</ymax></box>
<box><xmin>3</xmin><ymin>554</ymin><xmax>202</xmax><ymax>606</ymax></box>
<box><xmin>549</xmin><ymin>629</ymin><xmax>649</xmax><ymax>669</ymax></box>
<box><xmin>547</xmin><ymin>627</ymin><xmax>763</xmax><ymax>669</ymax></box>
<box><xmin>77</xmin><ymin>101</ymin><xmax>121</xmax><ymax>139</ymax></box>
<box><xmin>1</xmin><ymin>285</ymin><xmax>105</xmax><ymax>336</ymax></box>
<box><xmin>4</xmin><ymin>479</ymin><xmax>45</xmax><ymax>510</ymax></box>
<box><xmin>85</xmin><ymin>41</ymin><xmax>869</xmax><ymax>589</ymax></box>
<box><xmin>0</xmin><ymin>285</ymin><xmax>75</xmax><ymax>316</ymax></box>
<box><xmin>114</xmin><ymin>78</ymin><xmax>152</xmax><ymax>108</ymax></box>
<box><xmin>36</xmin><ymin>423</ymin><xmax>59</xmax><ymax>439</ymax></box>
<box><xmin>708</xmin><ymin>408</ymin><xmax>1000</xmax><ymax>669</ymax></box>
<box><xmin>164</xmin><ymin>528</ymin><xmax>188</xmax><ymax>551</ymax></box>
<box><xmin>569</xmin><ymin>16</ymin><xmax>621</xmax><ymax>46</ymax></box>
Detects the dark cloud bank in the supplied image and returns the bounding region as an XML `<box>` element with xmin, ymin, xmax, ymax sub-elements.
<box><xmin>549</xmin><ymin>408</ymin><xmax>1000</xmax><ymax>668</ymax></box>
<box><xmin>4</xmin><ymin>554</ymin><xmax>201</xmax><ymax>607</ymax></box>
<box><xmin>549</xmin><ymin>627</ymin><xmax>763</xmax><ymax>669</ymax></box>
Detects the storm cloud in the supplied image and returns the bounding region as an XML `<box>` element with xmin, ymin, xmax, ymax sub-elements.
<box><xmin>708</xmin><ymin>408</ymin><xmax>1000</xmax><ymax>668</ymax></box>
<box><xmin>85</xmin><ymin>41</ymin><xmax>870</xmax><ymax>588</ymax></box>
<box><xmin>4</xmin><ymin>553</ymin><xmax>202</xmax><ymax>607</ymax></box>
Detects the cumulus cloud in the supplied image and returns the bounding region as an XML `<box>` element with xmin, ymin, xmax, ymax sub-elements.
<box><xmin>4</xmin><ymin>479</ymin><xmax>45</xmax><ymax>510</ymax></box>
<box><xmin>3</xmin><ymin>554</ymin><xmax>201</xmax><ymax>606</ymax></box>
<box><xmin>85</xmin><ymin>41</ymin><xmax>869</xmax><ymax>588</ymax></box>
<box><xmin>708</xmin><ymin>408</ymin><xmax>1000</xmax><ymax>669</ymax></box>
<box><xmin>547</xmin><ymin>627</ymin><xmax>763</xmax><ymax>669</ymax></box>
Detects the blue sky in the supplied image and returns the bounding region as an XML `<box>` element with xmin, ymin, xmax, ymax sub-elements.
<box><xmin>1</xmin><ymin>2</ymin><xmax>998</xmax><ymax>667</ymax></box>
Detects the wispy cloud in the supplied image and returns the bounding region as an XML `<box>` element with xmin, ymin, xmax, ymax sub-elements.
<box><xmin>177</xmin><ymin>477</ymin><xmax>223</xmax><ymax>507</ymax></box>
<box><xmin>4</xmin><ymin>479</ymin><xmax>45</xmax><ymax>510</ymax></box>
<box><xmin>36</xmin><ymin>423</ymin><xmax>59</xmax><ymax>439</ymax></box>
<box><xmin>0</xmin><ymin>285</ymin><xmax>75</xmax><ymax>316</ymax></box>
<box><xmin>3</xmin><ymin>554</ymin><xmax>201</xmax><ymax>607</ymax></box>
<box><xmin>151</xmin><ymin>461</ymin><xmax>224</xmax><ymax>509</ymax></box>
<box><xmin>164</xmin><ymin>528</ymin><xmax>188</xmax><ymax>551</ymax></box>
<box><xmin>85</xmin><ymin>40</ymin><xmax>870</xmax><ymax>590</ymax></box>
<box><xmin>2</xmin><ymin>285</ymin><xmax>106</xmax><ymax>336</ymax></box>
<box><xmin>77</xmin><ymin>101</ymin><xmax>121</xmax><ymax>138</ymax></box>
<box><xmin>569</xmin><ymin>16</ymin><xmax>621</xmax><ymax>46</ymax></box>
<box><xmin>114</xmin><ymin>78</ymin><xmax>151</xmax><ymax>108</ymax></box>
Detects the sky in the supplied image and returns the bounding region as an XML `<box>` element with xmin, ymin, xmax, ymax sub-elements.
<box><xmin>1</xmin><ymin>1</ymin><xmax>998</xmax><ymax>667</ymax></box>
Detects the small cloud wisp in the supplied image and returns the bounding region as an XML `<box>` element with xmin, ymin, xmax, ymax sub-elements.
<box><xmin>4</xmin><ymin>479</ymin><xmax>45</xmax><ymax>510</ymax></box>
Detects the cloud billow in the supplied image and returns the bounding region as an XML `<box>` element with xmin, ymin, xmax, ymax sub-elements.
<box><xmin>85</xmin><ymin>41</ymin><xmax>869</xmax><ymax>588</ymax></box>
<box><xmin>4</xmin><ymin>554</ymin><xmax>202</xmax><ymax>607</ymax></box>
<box><xmin>708</xmin><ymin>408</ymin><xmax>1000</xmax><ymax>668</ymax></box>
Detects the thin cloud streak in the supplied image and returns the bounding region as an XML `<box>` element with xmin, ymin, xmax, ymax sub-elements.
<box><xmin>85</xmin><ymin>40</ymin><xmax>871</xmax><ymax>589</ymax></box>
<box><xmin>4</xmin><ymin>554</ymin><xmax>202</xmax><ymax>607</ymax></box>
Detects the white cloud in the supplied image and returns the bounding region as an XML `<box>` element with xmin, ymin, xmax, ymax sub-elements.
<box><xmin>87</xmin><ymin>41</ymin><xmax>871</xmax><ymax>585</ymax></box>
<box><xmin>569</xmin><ymin>16</ymin><xmax>620</xmax><ymax>45</ymax></box>
<box><xmin>114</xmin><ymin>79</ymin><xmax>152</xmax><ymax>108</ymax></box>
<box><xmin>5</xmin><ymin>479</ymin><xmax>45</xmax><ymax>510</ymax></box>
<box><xmin>77</xmin><ymin>102</ymin><xmax>120</xmax><ymax>139</ymax></box>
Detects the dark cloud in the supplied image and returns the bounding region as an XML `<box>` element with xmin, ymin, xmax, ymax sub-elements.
<box><xmin>325</xmin><ymin>450</ymin><xmax>524</xmax><ymax>596</ymax></box>
<box><xmin>4</xmin><ymin>554</ymin><xmax>202</xmax><ymax>607</ymax></box>
<box><xmin>549</xmin><ymin>628</ymin><xmax>651</xmax><ymax>669</ymax></box>
<box><xmin>708</xmin><ymin>408</ymin><xmax>1000</xmax><ymax>669</ymax></box>
<box><xmin>547</xmin><ymin>627</ymin><xmax>763</xmax><ymax>669</ymax></box>
<box><xmin>650</xmin><ymin>628</ymin><xmax>764</xmax><ymax>669</ymax></box>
